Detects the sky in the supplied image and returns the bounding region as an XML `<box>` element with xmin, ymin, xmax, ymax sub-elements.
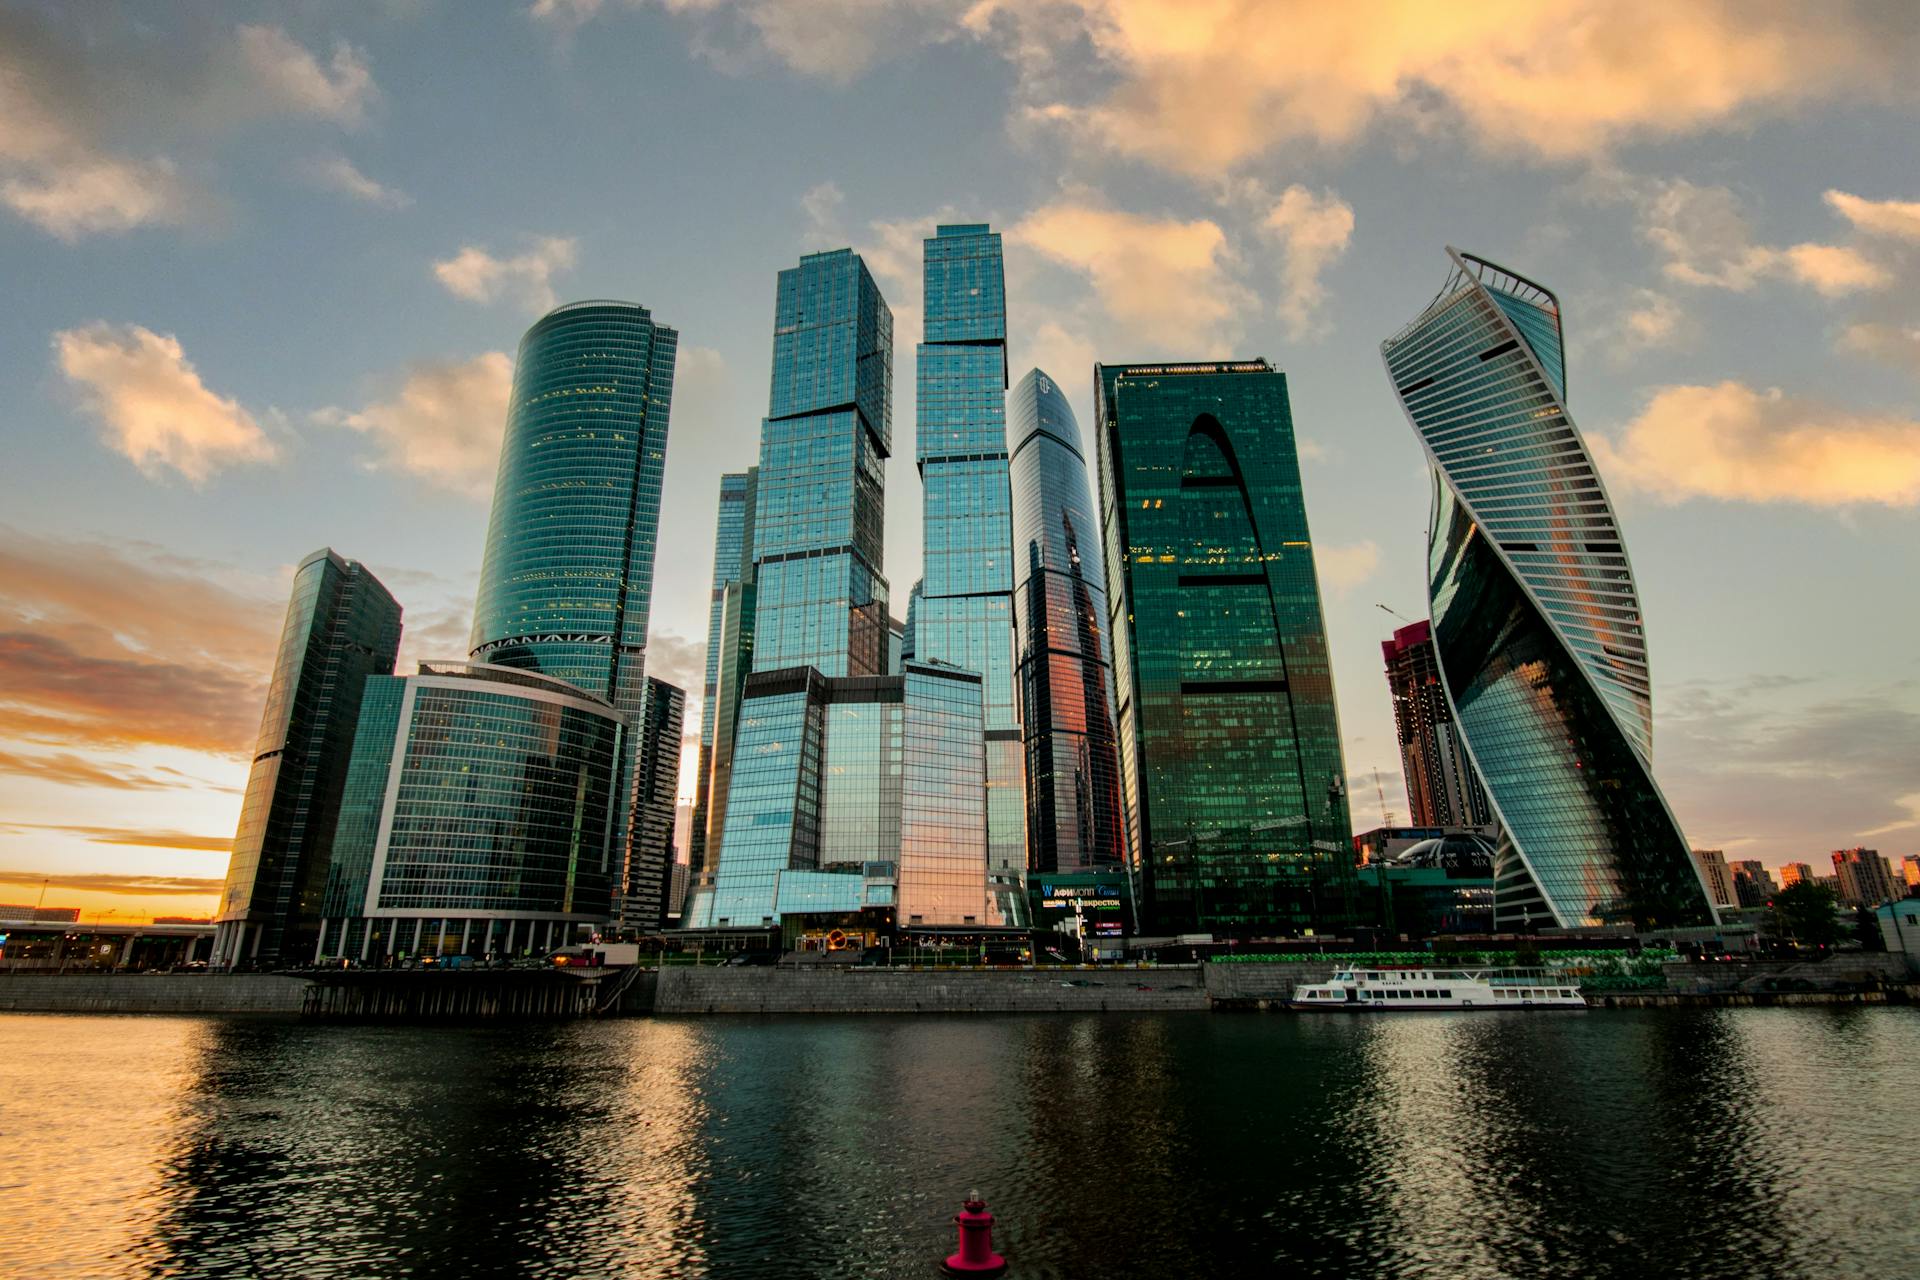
<box><xmin>2</xmin><ymin>0</ymin><xmax>1918</xmax><ymax>924</ymax></box>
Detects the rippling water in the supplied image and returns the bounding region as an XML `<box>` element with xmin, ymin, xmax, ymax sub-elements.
<box><xmin>2</xmin><ymin>1009</ymin><xmax>1917</xmax><ymax>1278</ymax></box>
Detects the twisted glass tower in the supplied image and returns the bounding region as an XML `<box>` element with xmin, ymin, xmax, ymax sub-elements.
<box><xmin>1008</xmin><ymin>367</ymin><xmax>1125</xmax><ymax>874</ymax></box>
<box><xmin>1381</xmin><ymin>248</ymin><xmax>1715</xmax><ymax>930</ymax></box>
<box><xmin>914</xmin><ymin>223</ymin><xmax>1025</xmax><ymax>923</ymax></box>
<box><xmin>469</xmin><ymin>300</ymin><xmax>677</xmax><ymax>907</ymax></box>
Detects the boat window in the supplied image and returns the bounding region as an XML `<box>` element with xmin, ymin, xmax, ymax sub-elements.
<box><xmin>1439</xmin><ymin>989</ymin><xmax>1451</xmax><ymax>998</ymax></box>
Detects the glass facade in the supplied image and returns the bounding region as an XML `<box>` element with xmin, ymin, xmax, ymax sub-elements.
<box><xmin>914</xmin><ymin>223</ymin><xmax>1024</xmax><ymax>923</ymax></box>
<box><xmin>468</xmin><ymin>299</ymin><xmax>677</xmax><ymax>909</ymax></box>
<box><xmin>213</xmin><ymin>549</ymin><xmax>401</xmax><ymax>968</ymax></box>
<box><xmin>687</xmin><ymin>469</ymin><xmax>755</xmax><ymax>886</ymax></box>
<box><xmin>1095</xmin><ymin>361</ymin><xmax>1358</xmax><ymax>937</ymax></box>
<box><xmin>624</xmin><ymin>675</ymin><xmax>685</xmax><ymax>932</ymax></box>
<box><xmin>1382</xmin><ymin>620</ymin><xmax>1493</xmax><ymax>828</ymax></box>
<box><xmin>1380</xmin><ymin>248</ymin><xmax>1715</xmax><ymax>929</ymax></box>
<box><xmin>316</xmin><ymin>662</ymin><xmax>624</xmax><ymax>961</ymax></box>
<box><xmin>897</xmin><ymin>662</ymin><xmax>990</xmax><ymax>926</ymax></box>
<box><xmin>698</xmin><ymin>249</ymin><xmax>910</xmax><ymax>929</ymax></box>
<box><xmin>1008</xmin><ymin>368</ymin><xmax>1126</xmax><ymax>874</ymax></box>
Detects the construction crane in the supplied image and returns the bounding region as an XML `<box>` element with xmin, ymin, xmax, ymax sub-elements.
<box><xmin>1376</xmin><ymin>603</ymin><xmax>1415</xmax><ymax>626</ymax></box>
<box><xmin>1372</xmin><ymin>768</ymin><xmax>1394</xmax><ymax>830</ymax></box>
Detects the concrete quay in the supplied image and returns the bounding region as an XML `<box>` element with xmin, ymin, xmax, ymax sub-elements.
<box><xmin>639</xmin><ymin>965</ymin><xmax>1212</xmax><ymax>1014</ymax></box>
<box><xmin>0</xmin><ymin>973</ymin><xmax>310</xmax><ymax>1015</ymax></box>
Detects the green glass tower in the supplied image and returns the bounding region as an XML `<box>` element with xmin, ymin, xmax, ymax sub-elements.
<box><xmin>213</xmin><ymin>548</ymin><xmax>401</xmax><ymax>969</ymax></box>
<box><xmin>687</xmin><ymin>469</ymin><xmax>756</xmax><ymax>888</ymax></box>
<box><xmin>1095</xmin><ymin>361</ymin><xmax>1357</xmax><ymax>936</ymax></box>
<box><xmin>468</xmin><ymin>299</ymin><xmax>677</xmax><ymax>914</ymax></box>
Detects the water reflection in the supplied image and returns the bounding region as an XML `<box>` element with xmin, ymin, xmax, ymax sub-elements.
<box><xmin>1</xmin><ymin>1010</ymin><xmax>1917</xmax><ymax>1279</ymax></box>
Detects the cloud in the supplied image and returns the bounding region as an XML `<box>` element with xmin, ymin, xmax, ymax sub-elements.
<box><xmin>433</xmin><ymin>237</ymin><xmax>578</xmax><ymax>311</ymax></box>
<box><xmin>1642</xmin><ymin>180</ymin><xmax>1890</xmax><ymax>297</ymax></box>
<box><xmin>233</xmin><ymin>24</ymin><xmax>377</xmax><ymax>125</ymax></box>
<box><xmin>1825</xmin><ymin>190</ymin><xmax>1920</xmax><ymax>241</ymax></box>
<box><xmin>0</xmin><ymin>824</ymin><xmax>232</xmax><ymax>853</ymax></box>
<box><xmin>0</xmin><ymin>14</ymin><xmax>379</xmax><ymax>239</ymax></box>
<box><xmin>1660</xmin><ymin>680</ymin><xmax>1920</xmax><ymax>861</ymax></box>
<box><xmin>1591</xmin><ymin>382</ymin><xmax>1920</xmax><ymax>507</ymax></box>
<box><xmin>0</xmin><ymin>868</ymin><xmax>226</xmax><ymax>896</ymax></box>
<box><xmin>53</xmin><ymin>323</ymin><xmax>278</xmax><ymax>483</ymax></box>
<box><xmin>547</xmin><ymin>1</ymin><xmax>960</xmax><ymax>82</ymax></box>
<box><xmin>0</xmin><ymin>527</ymin><xmax>285</xmax><ymax>758</ymax></box>
<box><xmin>965</xmin><ymin>1</ymin><xmax>1919</xmax><ymax>175</ymax></box>
<box><xmin>644</xmin><ymin>630</ymin><xmax>707</xmax><ymax>702</ymax></box>
<box><xmin>1</xmin><ymin>157</ymin><xmax>192</xmax><ymax>241</ymax></box>
<box><xmin>1011</xmin><ymin>200</ymin><xmax>1251</xmax><ymax>351</ymax></box>
<box><xmin>1614</xmin><ymin>289</ymin><xmax>1684</xmax><ymax>352</ymax></box>
<box><xmin>1839</xmin><ymin>322</ymin><xmax>1920</xmax><ymax>376</ymax></box>
<box><xmin>800</xmin><ymin>180</ymin><xmax>846</xmax><ymax>245</ymax></box>
<box><xmin>1316</xmin><ymin>540</ymin><xmax>1380</xmax><ymax>596</ymax></box>
<box><xmin>1258</xmin><ymin>185</ymin><xmax>1353</xmax><ymax>340</ymax></box>
<box><xmin>300</xmin><ymin>153</ymin><xmax>411</xmax><ymax>208</ymax></box>
<box><xmin>0</xmin><ymin>750</ymin><xmax>186</xmax><ymax>792</ymax></box>
<box><xmin>316</xmin><ymin>352</ymin><xmax>513</xmax><ymax>499</ymax></box>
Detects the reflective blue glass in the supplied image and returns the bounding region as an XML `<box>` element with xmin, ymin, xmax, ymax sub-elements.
<box><xmin>1381</xmin><ymin>248</ymin><xmax>1715</xmax><ymax>929</ymax></box>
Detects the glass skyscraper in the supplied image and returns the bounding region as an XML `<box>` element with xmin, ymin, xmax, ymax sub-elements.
<box><xmin>213</xmin><ymin>548</ymin><xmax>401</xmax><ymax>968</ymax></box>
<box><xmin>316</xmin><ymin>662</ymin><xmax>624</xmax><ymax>962</ymax></box>
<box><xmin>1380</xmin><ymin>248</ymin><xmax>1715</xmax><ymax>929</ymax></box>
<box><xmin>913</xmin><ymin>223</ymin><xmax>1025</xmax><ymax>923</ymax></box>
<box><xmin>687</xmin><ymin>469</ymin><xmax>755</xmax><ymax>887</ymax></box>
<box><xmin>468</xmin><ymin>299</ymin><xmax>677</xmax><ymax>917</ymax></box>
<box><xmin>1095</xmin><ymin>361</ymin><xmax>1357</xmax><ymax>936</ymax></box>
<box><xmin>1008</xmin><ymin>368</ymin><xmax>1125</xmax><ymax>874</ymax></box>
<box><xmin>624</xmin><ymin>675</ymin><xmax>685</xmax><ymax>933</ymax></box>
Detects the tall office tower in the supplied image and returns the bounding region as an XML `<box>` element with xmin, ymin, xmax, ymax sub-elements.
<box><xmin>1731</xmin><ymin>859</ymin><xmax>1778</xmax><ymax>908</ymax></box>
<box><xmin>1008</xmin><ymin>367</ymin><xmax>1125</xmax><ymax>874</ymax></box>
<box><xmin>1832</xmin><ymin>847</ymin><xmax>1898</xmax><ymax>907</ymax></box>
<box><xmin>697</xmin><ymin>249</ymin><xmax>914</xmax><ymax>929</ymax></box>
<box><xmin>1095</xmin><ymin>361</ymin><xmax>1357</xmax><ymax>936</ymax></box>
<box><xmin>212</xmin><ymin>549</ymin><xmax>401</xmax><ymax>968</ymax></box>
<box><xmin>1381</xmin><ymin>248</ymin><xmax>1714</xmax><ymax>930</ymax></box>
<box><xmin>623</xmin><ymin>676</ymin><xmax>686</xmax><ymax>932</ymax></box>
<box><xmin>1780</xmin><ymin>862</ymin><xmax>1815</xmax><ymax>888</ymax></box>
<box><xmin>1382</xmin><ymin>620</ymin><xmax>1493</xmax><ymax>828</ymax></box>
<box><xmin>1692</xmin><ymin>849</ymin><xmax>1736</xmax><ymax>908</ymax></box>
<box><xmin>469</xmin><ymin>300</ymin><xmax>677</xmax><ymax>921</ymax></box>
<box><xmin>687</xmin><ymin>470</ymin><xmax>756</xmax><ymax>889</ymax></box>
<box><xmin>750</xmin><ymin>248</ymin><xmax>892</xmax><ymax>679</ymax></box>
<box><xmin>316</xmin><ymin>662</ymin><xmax>623</xmax><ymax>962</ymax></box>
<box><xmin>914</xmin><ymin>224</ymin><xmax>1025</xmax><ymax>922</ymax></box>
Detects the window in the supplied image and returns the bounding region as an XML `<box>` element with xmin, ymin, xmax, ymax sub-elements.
<box><xmin>1439</xmin><ymin>989</ymin><xmax>1452</xmax><ymax>998</ymax></box>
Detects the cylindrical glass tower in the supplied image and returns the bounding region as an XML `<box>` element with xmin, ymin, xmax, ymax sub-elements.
<box><xmin>1008</xmin><ymin>367</ymin><xmax>1125</xmax><ymax>874</ymax></box>
<box><xmin>469</xmin><ymin>299</ymin><xmax>677</xmax><ymax>889</ymax></box>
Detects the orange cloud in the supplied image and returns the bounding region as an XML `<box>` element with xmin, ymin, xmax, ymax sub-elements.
<box><xmin>432</xmin><ymin>237</ymin><xmax>577</xmax><ymax>311</ymax></box>
<box><xmin>1591</xmin><ymin>382</ymin><xmax>1920</xmax><ymax>507</ymax></box>
<box><xmin>315</xmin><ymin>352</ymin><xmax>513</xmax><ymax>499</ymax></box>
<box><xmin>1825</xmin><ymin>190</ymin><xmax>1920</xmax><ymax>241</ymax></box>
<box><xmin>1259</xmin><ymin>185</ymin><xmax>1353</xmax><ymax>339</ymax></box>
<box><xmin>0</xmin><ymin>826</ymin><xmax>231</xmax><ymax>853</ymax></box>
<box><xmin>53</xmin><ymin>322</ymin><xmax>278</xmax><ymax>482</ymax></box>
<box><xmin>1011</xmin><ymin>200</ymin><xmax>1250</xmax><ymax>350</ymax></box>
<box><xmin>968</xmin><ymin>1</ymin><xmax>1916</xmax><ymax>174</ymax></box>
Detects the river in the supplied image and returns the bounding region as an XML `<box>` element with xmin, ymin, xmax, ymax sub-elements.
<box><xmin>2</xmin><ymin>1009</ymin><xmax>1915</xmax><ymax>1278</ymax></box>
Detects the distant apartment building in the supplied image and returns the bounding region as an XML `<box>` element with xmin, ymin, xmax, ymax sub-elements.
<box><xmin>1832</xmin><ymin>847</ymin><xmax>1900</xmax><ymax>907</ymax></box>
<box><xmin>1730</xmin><ymin>859</ymin><xmax>1777</xmax><ymax>908</ymax></box>
<box><xmin>1779</xmin><ymin>863</ymin><xmax>1815</xmax><ymax>889</ymax></box>
<box><xmin>1903</xmin><ymin>855</ymin><xmax>1920</xmax><ymax>895</ymax></box>
<box><xmin>1692</xmin><ymin>850</ymin><xmax>1736</xmax><ymax>909</ymax></box>
<box><xmin>1382</xmin><ymin>620</ymin><xmax>1493</xmax><ymax>828</ymax></box>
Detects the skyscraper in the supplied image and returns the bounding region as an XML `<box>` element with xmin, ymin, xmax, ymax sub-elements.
<box><xmin>1730</xmin><ymin>859</ymin><xmax>1778</xmax><ymax>908</ymax></box>
<box><xmin>1381</xmin><ymin>248</ymin><xmax>1715</xmax><ymax>930</ymax></box>
<box><xmin>688</xmin><ymin>469</ymin><xmax>756</xmax><ymax>884</ymax></box>
<box><xmin>1008</xmin><ymin>367</ymin><xmax>1125</xmax><ymax>874</ymax></box>
<box><xmin>469</xmin><ymin>299</ymin><xmax>677</xmax><ymax>917</ymax></box>
<box><xmin>1692</xmin><ymin>849</ymin><xmax>1736</xmax><ymax>908</ymax></box>
<box><xmin>212</xmin><ymin>549</ymin><xmax>401</xmax><ymax>968</ymax></box>
<box><xmin>696</xmin><ymin>249</ymin><xmax>907</xmax><ymax>929</ymax></box>
<box><xmin>1780</xmin><ymin>862</ymin><xmax>1815</xmax><ymax>889</ymax></box>
<box><xmin>913</xmin><ymin>223</ymin><xmax>1025</xmax><ymax>922</ymax></box>
<box><xmin>1383</xmin><ymin>620</ymin><xmax>1493</xmax><ymax>829</ymax></box>
<box><xmin>623</xmin><ymin>676</ymin><xmax>686</xmax><ymax>932</ymax></box>
<box><xmin>316</xmin><ymin>662</ymin><xmax>624</xmax><ymax>962</ymax></box>
<box><xmin>1095</xmin><ymin>361</ymin><xmax>1357</xmax><ymax>936</ymax></box>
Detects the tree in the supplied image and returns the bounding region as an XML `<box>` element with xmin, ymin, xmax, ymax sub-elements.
<box><xmin>1767</xmin><ymin>880</ymin><xmax>1841</xmax><ymax>951</ymax></box>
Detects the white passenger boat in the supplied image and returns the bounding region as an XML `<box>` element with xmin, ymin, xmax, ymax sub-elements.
<box><xmin>1289</xmin><ymin>966</ymin><xmax>1585</xmax><ymax>1011</ymax></box>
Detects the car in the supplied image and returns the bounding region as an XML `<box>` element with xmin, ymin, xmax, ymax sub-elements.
<box><xmin>726</xmin><ymin>950</ymin><xmax>778</xmax><ymax>966</ymax></box>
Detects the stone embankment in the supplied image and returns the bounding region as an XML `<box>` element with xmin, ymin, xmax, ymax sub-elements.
<box><xmin>0</xmin><ymin>974</ymin><xmax>309</xmax><ymax>1015</ymax></box>
<box><xmin>637</xmin><ymin>965</ymin><xmax>1210</xmax><ymax>1014</ymax></box>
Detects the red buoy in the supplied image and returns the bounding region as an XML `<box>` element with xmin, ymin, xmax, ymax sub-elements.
<box><xmin>942</xmin><ymin>1190</ymin><xmax>1008</xmax><ymax>1277</ymax></box>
